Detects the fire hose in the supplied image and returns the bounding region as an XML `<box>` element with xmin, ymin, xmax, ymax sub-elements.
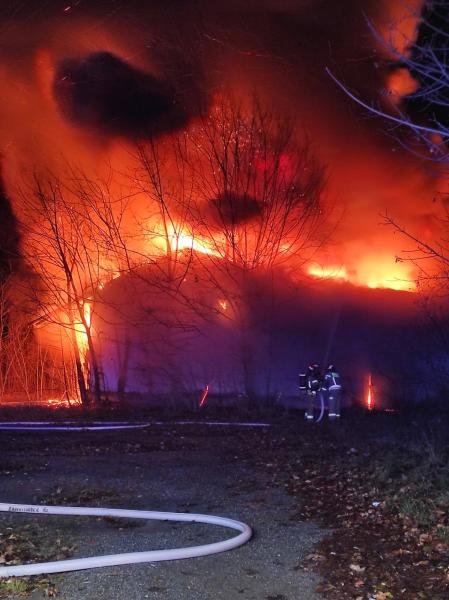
<box><xmin>315</xmin><ymin>392</ymin><xmax>325</xmax><ymax>423</ymax></box>
<box><xmin>0</xmin><ymin>420</ymin><xmax>257</xmax><ymax>577</ymax></box>
<box><xmin>0</xmin><ymin>503</ymin><xmax>252</xmax><ymax>577</ymax></box>
<box><xmin>0</xmin><ymin>420</ymin><xmax>270</xmax><ymax>431</ymax></box>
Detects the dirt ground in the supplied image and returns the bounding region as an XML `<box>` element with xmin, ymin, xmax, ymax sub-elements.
<box><xmin>0</xmin><ymin>423</ymin><xmax>324</xmax><ymax>600</ymax></box>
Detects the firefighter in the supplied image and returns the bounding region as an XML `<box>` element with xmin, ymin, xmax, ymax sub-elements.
<box><xmin>304</xmin><ymin>364</ymin><xmax>323</xmax><ymax>421</ymax></box>
<box><xmin>324</xmin><ymin>364</ymin><xmax>342</xmax><ymax>420</ymax></box>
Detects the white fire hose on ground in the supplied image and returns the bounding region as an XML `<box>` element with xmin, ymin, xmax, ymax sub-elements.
<box><xmin>0</xmin><ymin>503</ymin><xmax>252</xmax><ymax>578</ymax></box>
<box><xmin>0</xmin><ymin>420</ymin><xmax>270</xmax><ymax>431</ymax></box>
<box><xmin>0</xmin><ymin>420</ymin><xmax>257</xmax><ymax>577</ymax></box>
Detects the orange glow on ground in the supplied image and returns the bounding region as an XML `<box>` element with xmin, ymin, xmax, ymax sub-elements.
<box><xmin>46</xmin><ymin>397</ymin><xmax>82</xmax><ymax>408</ymax></box>
<box><xmin>0</xmin><ymin>398</ymin><xmax>82</xmax><ymax>408</ymax></box>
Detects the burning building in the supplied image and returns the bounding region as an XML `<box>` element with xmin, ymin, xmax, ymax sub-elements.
<box><xmin>0</xmin><ymin>0</ymin><xmax>448</xmax><ymax>408</ymax></box>
<box><xmin>93</xmin><ymin>252</ymin><xmax>438</xmax><ymax>407</ymax></box>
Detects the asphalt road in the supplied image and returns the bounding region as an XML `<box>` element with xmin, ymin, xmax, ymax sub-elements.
<box><xmin>0</xmin><ymin>425</ymin><xmax>324</xmax><ymax>600</ymax></box>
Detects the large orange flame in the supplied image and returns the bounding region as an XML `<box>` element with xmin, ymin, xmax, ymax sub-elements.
<box><xmin>74</xmin><ymin>300</ymin><xmax>92</xmax><ymax>359</ymax></box>
<box><xmin>307</xmin><ymin>265</ymin><xmax>349</xmax><ymax>282</ymax></box>
<box><xmin>307</xmin><ymin>257</ymin><xmax>415</xmax><ymax>292</ymax></box>
<box><xmin>168</xmin><ymin>224</ymin><xmax>221</xmax><ymax>257</ymax></box>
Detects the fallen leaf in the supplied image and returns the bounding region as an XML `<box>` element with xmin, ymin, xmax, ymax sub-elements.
<box><xmin>350</xmin><ymin>563</ymin><xmax>366</xmax><ymax>573</ymax></box>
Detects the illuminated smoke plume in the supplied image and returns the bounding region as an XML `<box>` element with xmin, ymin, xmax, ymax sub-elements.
<box><xmin>53</xmin><ymin>51</ymin><xmax>188</xmax><ymax>139</ymax></box>
<box><xmin>0</xmin><ymin>0</ymin><xmax>438</xmax><ymax>294</ymax></box>
<box><xmin>0</xmin><ymin>0</ymin><xmax>446</xmax><ymax>405</ymax></box>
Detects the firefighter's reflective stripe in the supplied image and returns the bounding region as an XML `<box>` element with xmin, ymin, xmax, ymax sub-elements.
<box><xmin>308</xmin><ymin>379</ymin><xmax>321</xmax><ymax>391</ymax></box>
<box><xmin>298</xmin><ymin>373</ymin><xmax>307</xmax><ymax>390</ymax></box>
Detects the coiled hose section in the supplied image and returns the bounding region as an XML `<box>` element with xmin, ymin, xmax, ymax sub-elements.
<box><xmin>0</xmin><ymin>503</ymin><xmax>252</xmax><ymax>577</ymax></box>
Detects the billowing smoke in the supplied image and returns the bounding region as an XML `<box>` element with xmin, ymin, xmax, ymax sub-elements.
<box><xmin>211</xmin><ymin>193</ymin><xmax>261</xmax><ymax>225</ymax></box>
<box><xmin>1</xmin><ymin>0</ymin><xmax>447</xmax><ymax>406</ymax></box>
<box><xmin>0</xmin><ymin>0</ymin><xmax>439</xmax><ymax>292</ymax></box>
<box><xmin>53</xmin><ymin>51</ymin><xmax>188</xmax><ymax>139</ymax></box>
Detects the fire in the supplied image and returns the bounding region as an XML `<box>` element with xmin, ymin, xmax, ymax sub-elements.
<box><xmin>0</xmin><ymin>398</ymin><xmax>82</xmax><ymax>408</ymax></box>
<box><xmin>218</xmin><ymin>299</ymin><xmax>228</xmax><ymax>311</ymax></box>
<box><xmin>149</xmin><ymin>221</ymin><xmax>223</xmax><ymax>258</ymax></box>
<box><xmin>168</xmin><ymin>225</ymin><xmax>221</xmax><ymax>257</ymax></box>
<box><xmin>360</xmin><ymin>256</ymin><xmax>415</xmax><ymax>291</ymax></box>
<box><xmin>0</xmin><ymin>0</ymin><xmax>439</xmax><ymax>413</ymax></box>
<box><xmin>46</xmin><ymin>397</ymin><xmax>82</xmax><ymax>408</ymax></box>
<box><xmin>307</xmin><ymin>257</ymin><xmax>415</xmax><ymax>292</ymax></box>
<box><xmin>367</xmin><ymin>373</ymin><xmax>374</xmax><ymax>411</ymax></box>
<box><xmin>365</xmin><ymin>278</ymin><xmax>410</xmax><ymax>292</ymax></box>
<box><xmin>307</xmin><ymin>265</ymin><xmax>349</xmax><ymax>281</ymax></box>
<box><xmin>74</xmin><ymin>300</ymin><xmax>91</xmax><ymax>362</ymax></box>
<box><xmin>199</xmin><ymin>384</ymin><xmax>209</xmax><ymax>408</ymax></box>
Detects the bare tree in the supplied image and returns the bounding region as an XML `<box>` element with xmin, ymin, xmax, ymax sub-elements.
<box><xmin>328</xmin><ymin>2</ymin><xmax>449</xmax><ymax>384</ymax></box>
<box><xmin>382</xmin><ymin>211</ymin><xmax>449</xmax><ymax>297</ymax></box>
<box><xmin>177</xmin><ymin>97</ymin><xmax>325</xmax><ymax>270</ymax></box>
<box><xmin>133</xmin><ymin>96</ymin><xmax>326</xmax><ymax>399</ymax></box>
<box><xmin>16</xmin><ymin>164</ymin><xmax>197</xmax><ymax>405</ymax></box>
<box><xmin>12</xmin><ymin>94</ymin><xmax>325</xmax><ymax>406</ymax></box>
<box><xmin>135</xmin><ymin>140</ymin><xmax>193</xmax><ymax>282</ymax></box>
<box><xmin>327</xmin><ymin>1</ymin><xmax>449</xmax><ymax>280</ymax></box>
<box><xmin>0</xmin><ymin>275</ymin><xmax>76</xmax><ymax>404</ymax></box>
<box><xmin>328</xmin><ymin>1</ymin><xmax>449</xmax><ymax>165</ymax></box>
<box><xmin>17</xmin><ymin>171</ymin><xmax>141</xmax><ymax>405</ymax></box>
<box><xmin>185</xmin><ymin>98</ymin><xmax>324</xmax><ymax>397</ymax></box>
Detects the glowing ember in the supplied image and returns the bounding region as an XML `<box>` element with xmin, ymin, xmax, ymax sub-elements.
<box><xmin>218</xmin><ymin>299</ymin><xmax>228</xmax><ymax>311</ymax></box>
<box><xmin>367</xmin><ymin>373</ymin><xmax>374</xmax><ymax>411</ymax></box>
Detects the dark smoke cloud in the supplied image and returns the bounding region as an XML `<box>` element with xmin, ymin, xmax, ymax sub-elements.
<box><xmin>212</xmin><ymin>193</ymin><xmax>261</xmax><ymax>225</ymax></box>
<box><xmin>53</xmin><ymin>51</ymin><xmax>189</xmax><ymax>139</ymax></box>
